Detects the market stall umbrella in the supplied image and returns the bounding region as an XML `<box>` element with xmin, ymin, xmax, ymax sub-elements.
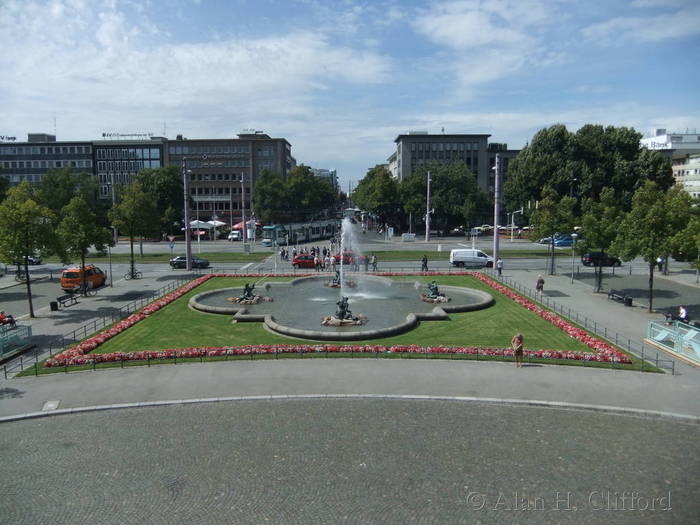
<box><xmin>207</xmin><ymin>220</ymin><xmax>226</xmax><ymax>227</ymax></box>
<box><xmin>232</xmin><ymin>220</ymin><xmax>262</xmax><ymax>230</ymax></box>
<box><xmin>190</xmin><ymin>220</ymin><xmax>213</xmax><ymax>229</ymax></box>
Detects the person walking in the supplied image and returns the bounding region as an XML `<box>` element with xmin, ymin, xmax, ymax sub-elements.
<box><xmin>371</xmin><ymin>254</ymin><xmax>378</xmax><ymax>272</ymax></box>
<box><xmin>535</xmin><ymin>275</ymin><xmax>545</xmax><ymax>299</ymax></box>
<box><xmin>511</xmin><ymin>333</ymin><xmax>524</xmax><ymax>368</ymax></box>
<box><xmin>496</xmin><ymin>257</ymin><xmax>503</xmax><ymax>277</ymax></box>
<box><xmin>421</xmin><ymin>255</ymin><xmax>428</xmax><ymax>272</ymax></box>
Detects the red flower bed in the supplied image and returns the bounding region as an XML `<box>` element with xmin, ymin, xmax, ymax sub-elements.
<box><xmin>45</xmin><ymin>271</ymin><xmax>631</xmax><ymax>368</ymax></box>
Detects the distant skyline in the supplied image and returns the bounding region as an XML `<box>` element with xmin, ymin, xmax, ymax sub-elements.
<box><xmin>1</xmin><ymin>0</ymin><xmax>699</xmax><ymax>188</ymax></box>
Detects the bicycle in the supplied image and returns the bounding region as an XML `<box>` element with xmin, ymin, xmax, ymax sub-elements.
<box><xmin>124</xmin><ymin>270</ymin><xmax>143</xmax><ymax>280</ymax></box>
<box><xmin>14</xmin><ymin>271</ymin><xmax>28</xmax><ymax>282</ymax></box>
<box><xmin>72</xmin><ymin>284</ymin><xmax>98</xmax><ymax>297</ymax></box>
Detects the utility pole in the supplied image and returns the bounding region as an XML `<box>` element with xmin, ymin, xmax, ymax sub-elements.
<box><xmin>492</xmin><ymin>155</ymin><xmax>501</xmax><ymax>266</ymax></box>
<box><xmin>425</xmin><ymin>171</ymin><xmax>432</xmax><ymax>243</ymax></box>
<box><xmin>241</xmin><ymin>174</ymin><xmax>247</xmax><ymax>244</ymax></box>
<box><xmin>181</xmin><ymin>158</ymin><xmax>193</xmax><ymax>271</ymax></box>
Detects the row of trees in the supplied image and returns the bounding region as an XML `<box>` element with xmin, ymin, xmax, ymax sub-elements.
<box><xmin>0</xmin><ymin>167</ymin><xmax>179</xmax><ymax>316</ymax></box>
<box><xmin>515</xmin><ymin>125</ymin><xmax>698</xmax><ymax>311</ymax></box>
<box><xmin>253</xmin><ymin>165</ymin><xmax>340</xmax><ymax>223</ymax></box>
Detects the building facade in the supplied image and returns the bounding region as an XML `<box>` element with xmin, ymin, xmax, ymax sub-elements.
<box><xmin>94</xmin><ymin>137</ymin><xmax>166</xmax><ymax>202</ymax></box>
<box><xmin>641</xmin><ymin>129</ymin><xmax>700</xmax><ymax>161</ymax></box>
<box><xmin>310</xmin><ymin>168</ymin><xmax>338</xmax><ymax>190</ymax></box>
<box><xmin>672</xmin><ymin>153</ymin><xmax>700</xmax><ymax>198</ymax></box>
<box><xmin>0</xmin><ymin>134</ymin><xmax>93</xmax><ymax>186</ymax></box>
<box><xmin>165</xmin><ymin>131</ymin><xmax>295</xmax><ymax>224</ymax></box>
<box><xmin>390</xmin><ymin>132</ymin><xmax>519</xmax><ymax>194</ymax></box>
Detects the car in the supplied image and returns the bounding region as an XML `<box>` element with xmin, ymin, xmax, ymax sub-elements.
<box><xmin>291</xmin><ymin>254</ymin><xmax>316</xmax><ymax>269</ymax></box>
<box><xmin>60</xmin><ymin>265</ymin><xmax>106</xmax><ymax>292</ymax></box>
<box><xmin>449</xmin><ymin>249</ymin><xmax>494</xmax><ymax>268</ymax></box>
<box><xmin>227</xmin><ymin>231</ymin><xmax>241</xmax><ymax>241</ymax></box>
<box><xmin>581</xmin><ymin>252</ymin><xmax>621</xmax><ymax>267</ymax></box>
<box><xmin>12</xmin><ymin>255</ymin><xmax>42</xmax><ymax>265</ymax></box>
<box><xmin>332</xmin><ymin>251</ymin><xmax>355</xmax><ymax>265</ymax></box>
<box><xmin>553</xmin><ymin>236</ymin><xmax>574</xmax><ymax>247</ymax></box>
<box><xmin>169</xmin><ymin>255</ymin><xmax>210</xmax><ymax>269</ymax></box>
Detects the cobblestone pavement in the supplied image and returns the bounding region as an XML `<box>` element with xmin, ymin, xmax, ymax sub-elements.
<box><xmin>1</xmin><ymin>399</ymin><xmax>697</xmax><ymax>524</ymax></box>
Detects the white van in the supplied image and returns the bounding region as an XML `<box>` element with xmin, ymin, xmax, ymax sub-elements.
<box><xmin>449</xmin><ymin>249</ymin><xmax>494</xmax><ymax>268</ymax></box>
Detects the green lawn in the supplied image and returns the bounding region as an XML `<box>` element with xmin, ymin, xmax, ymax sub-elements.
<box><xmin>94</xmin><ymin>275</ymin><xmax>595</xmax><ymax>353</ymax></box>
<box><xmin>42</xmin><ymin>251</ymin><xmax>270</xmax><ymax>265</ymax></box>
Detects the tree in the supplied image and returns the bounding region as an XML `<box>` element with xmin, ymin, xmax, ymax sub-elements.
<box><xmin>57</xmin><ymin>196</ymin><xmax>111</xmax><ymax>295</ymax></box>
<box><xmin>108</xmin><ymin>181</ymin><xmax>159</xmax><ymax>278</ymax></box>
<box><xmin>285</xmin><ymin>165</ymin><xmax>337</xmax><ymax>222</ymax></box>
<box><xmin>0</xmin><ymin>175</ymin><xmax>9</xmax><ymax>203</ymax></box>
<box><xmin>37</xmin><ymin>168</ymin><xmax>102</xmax><ymax>218</ymax></box>
<box><xmin>399</xmin><ymin>161</ymin><xmax>487</xmax><ymax>234</ymax></box>
<box><xmin>135</xmin><ymin>166</ymin><xmax>184</xmax><ymax>234</ymax></box>
<box><xmin>529</xmin><ymin>186</ymin><xmax>576</xmax><ymax>275</ymax></box>
<box><xmin>504</xmin><ymin>124</ymin><xmax>674</xmax><ymax>213</ymax></box>
<box><xmin>351</xmin><ymin>166</ymin><xmax>400</xmax><ymax>224</ymax></box>
<box><xmin>578</xmin><ymin>187</ymin><xmax>626</xmax><ymax>292</ymax></box>
<box><xmin>253</xmin><ymin>169</ymin><xmax>288</xmax><ymax>223</ymax></box>
<box><xmin>670</xmin><ymin>197</ymin><xmax>700</xmax><ymax>273</ymax></box>
<box><xmin>0</xmin><ymin>181</ymin><xmax>56</xmax><ymax>317</ymax></box>
<box><xmin>612</xmin><ymin>182</ymin><xmax>692</xmax><ymax>312</ymax></box>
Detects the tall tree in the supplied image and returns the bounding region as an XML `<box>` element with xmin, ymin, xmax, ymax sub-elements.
<box><xmin>57</xmin><ymin>196</ymin><xmax>111</xmax><ymax>295</ymax></box>
<box><xmin>285</xmin><ymin>165</ymin><xmax>337</xmax><ymax>222</ymax></box>
<box><xmin>253</xmin><ymin>169</ymin><xmax>288</xmax><ymax>223</ymax></box>
<box><xmin>0</xmin><ymin>175</ymin><xmax>9</xmax><ymax>203</ymax></box>
<box><xmin>36</xmin><ymin>168</ymin><xmax>101</xmax><ymax>218</ymax></box>
<box><xmin>529</xmin><ymin>186</ymin><xmax>576</xmax><ymax>275</ymax></box>
<box><xmin>108</xmin><ymin>181</ymin><xmax>159</xmax><ymax>278</ymax></box>
<box><xmin>351</xmin><ymin>166</ymin><xmax>400</xmax><ymax>224</ymax></box>
<box><xmin>578</xmin><ymin>187</ymin><xmax>626</xmax><ymax>292</ymax></box>
<box><xmin>612</xmin><ymin>182</ymin><xmax>692</xmax><ymax>312</ymax></box>
<box><xmin>670</xmin><ymin>197</ymin><xmax>700</xmax><ymax>273</ymax></box>
<box><xmin>135</xmin><ymin>166</ymin><xmax>184</xmax><ymax>234</ymax></box>
<box><xmin>0</xmin><ymin>181</ymin><xmax>56</xmax><ymax>317</ymax></box>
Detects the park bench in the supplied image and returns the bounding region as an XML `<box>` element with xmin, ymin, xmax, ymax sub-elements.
<box><xmin>607</xmin><ymin>289</ymin><xmax>632</xmax><ymax>306</ymax></box>
<box><xmin>56</xmin><ymin>294</ymin><xmax>79</xmax><ymax>308</ymax></box>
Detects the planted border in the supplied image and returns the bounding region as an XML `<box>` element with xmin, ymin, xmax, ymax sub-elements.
<box><xmin>45</xmin><ymin>272</ymin><xmax>632</xmax><ymax>368</ymax></box>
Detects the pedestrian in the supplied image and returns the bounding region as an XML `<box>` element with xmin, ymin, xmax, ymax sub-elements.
<box><xmin>0</xmin><ymin>311</ymin><xmax>17</xmax><ymax>328</ymax></box>
<box><xmin>421</xmin><ymin>255</ymin><xmax>428</xmax><ymax>272</ymax></box>
<box><xmin>535</xmin><ymin>275</ymin><xmax>545</xmax><ymax>298</ymax></box>
<box><xmin>314</xmin><ymin>255</ymin><xmax>320</xmax><ymax>272</ymax></box>
<box><xmin>656</xmin><ymin>256</ymin><xmax>664</xmax><ymax>272</ymax></box>
<box><xmin>496</xmin><ymin>257</ymin><xmax>503</xmax><ymax>277</ymax></box>
<box><xmin>511</xmin><ymin>333</ymin><xmax>524</xmax><ymax>368</ymax></box>
<box><xmin>371</xmin><ymin>254</ymin><xmax>378</xmax><ymax>272</ymax></box>
<box><xmin>324</xmin><ymin>255</ymin><xmax>330</xmax><ymax>270</ymax></box>
<box><xmin>364</xmin><ymin>255</ymin><xmax>369</xmax><ymax>272</ymax></box>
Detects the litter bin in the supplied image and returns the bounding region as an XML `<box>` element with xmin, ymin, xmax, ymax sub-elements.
<box><xmin>50</xmin><ymin>301</ymin><xmax>59</xmax><ymax>312</ymax></box>
<box><xmin>624</xmin><ymin>296</ymin><xmax>633</xmax><ymax>307</ymax></box>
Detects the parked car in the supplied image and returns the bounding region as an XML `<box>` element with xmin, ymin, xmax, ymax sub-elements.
<box><xmin>169</xmin><ymin>255</ymin><xmax>210</xmax><ymax>269</ymax></box>
<box><xmin>12</xmin><ymin>255</ymin><xmax>42</xmax><ymax>265</ymax></box>
<box><xmin>227</xmin><ymin>231</ymin><xmax>241</xmax><ymax>241</ymax></box>
<box><xmin>333</xmin><ymin>252</ymin><xmax>355</xmax><ymax>265</ymax></box>
<box><xmin>60</xmin><ymin>265</ymin><xmax>106</xmax><ymax>292</ymax></box>
<box><xmin>553</xmin><ymin>235</ymin><xmax>574</xmax><ymax>247</ymax></box>
<box><xmin>292</xmin><ymin>254</ymin><xmax>316</xmax><ymax>269</ymax></box>
<box><xmin>581</xmin><ymin>252</ymin><xmax>621</xmax><ymax>267</ymax></box>
<box><xmin>449</xmin><ymin>249</ymin><xmax>493</xmax><ymax>268</ymax></box>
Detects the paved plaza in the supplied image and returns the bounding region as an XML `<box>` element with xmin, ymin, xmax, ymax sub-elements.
<box><xmin>2</xmin><ymin>399</ymin><xmax>698</xmax><ymax>524</ymax></box>
<box><xmin>1</xmin><ymin>233</ymin><xmax>699</xmax><ymax>523</ymax></box>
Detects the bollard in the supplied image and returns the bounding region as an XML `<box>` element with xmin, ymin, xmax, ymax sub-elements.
<box><xmin>34</xmin><ymin>363</ymin><xmax>38</xmax><ymax>376</ymax></box>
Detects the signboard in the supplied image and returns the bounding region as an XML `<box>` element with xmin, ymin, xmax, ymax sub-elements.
<box><xmin>167</xmin><ymin>235</ymin><xmax>175</xmax><ymax>242</ymax></box>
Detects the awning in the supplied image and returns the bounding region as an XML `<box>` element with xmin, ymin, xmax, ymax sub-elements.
<box><xmin>232</xmin><ymin>220</ymin><xmax>262</xmax><ymax>230</ymax></box>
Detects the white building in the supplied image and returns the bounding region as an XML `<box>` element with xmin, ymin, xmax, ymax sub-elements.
<box><xmin>672</xmin><ymin>153</ymin><xmax>700</xmax><ymax>198</ymax></box>
<box><xmin>641</xmin><ymin>128</ymin><xmax>700</xmax><ymax>161</ymax></box>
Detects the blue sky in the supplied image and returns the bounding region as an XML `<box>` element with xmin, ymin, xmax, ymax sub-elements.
<box><xmin>1</xmin><ymin>0</ymin><xmax>699</xmax><ymax>188</ymax></box>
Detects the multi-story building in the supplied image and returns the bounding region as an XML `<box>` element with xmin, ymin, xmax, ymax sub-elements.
<box><xmin>165</xmin><ymin>131</ymin><xmax>295</xmax><ymax>224</ymax></box>
<box><xmin>389</xmin><ymin>131</ymin><xmax>519</xmax><ymax>194</ymax></box>
<box><xmin>672</xmin><ymin>153</ymin><xmax>700</xmax><ymax>198</ymax></box>
<box><xmin>641</xmin><ymin>129</ymin><xmax>700</xmax><ymax>162</ymax></box>
<box><xmin>93</xmin><ymin>137</ymin><xmax>166</xmax><ymax>202</ymax></box>
<box><xmin>310</xmin><ymin>168</ymin><xmax>338</xmax><ymax>190</ymax></box>
<box><xmin>0</xmin><ymin>134</ymin><xmax>93</xmax><ymax>186</ymax></box>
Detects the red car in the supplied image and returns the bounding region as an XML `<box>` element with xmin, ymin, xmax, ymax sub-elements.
<box><xmin>333</xmin><ymin>252</ymin><xmax>356</xmax><ymax>264</ymax></box>
<box><xmin>292</xmin><ymin>254</ymin><xmax>317</xmax><ymax>269</ymax></box>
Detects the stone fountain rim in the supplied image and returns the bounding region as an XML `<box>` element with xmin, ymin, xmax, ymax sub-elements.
<box><xmin>188</xmin><ymin>275</ymin><xmax>495</xmax><ymax>341</ymax></box>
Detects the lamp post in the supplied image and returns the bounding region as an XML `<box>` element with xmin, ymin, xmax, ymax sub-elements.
<box><xmin>492</xmin><ymin>154</ymin><xmax>502</xmax><ymax>265</ymax></box>
<box><xmin>108</xmin><ymin>227</ymin><xmax>114</xmax><ymax>287</ymax></box>
<box><xmin>181</xmin><ymin>159</ymin><xmax>193</xmax><ymax>271</ymax></box>
<box><xmin>425</xmin><ymin>171</ymin><xmax>432</xmax><ymax>243</ymax></box>
<box><xmin>570</xmin><ymin>233</ymin><xmax>578</xmax><ymax>284</ymax></box>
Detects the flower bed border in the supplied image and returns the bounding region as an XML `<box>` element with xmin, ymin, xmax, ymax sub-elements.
<box><xmin>46</xmin><ymin>272</ymin><xmax>632</xmax><ymax>368</ymax></box>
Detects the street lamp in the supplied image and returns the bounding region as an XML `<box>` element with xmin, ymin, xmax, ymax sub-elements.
<box><xmin>570</xmin><ymin>233</ymin><xmax>579</xmax><ymax>284</ymax></box>
<box><xmin>425</xmin><ymin>171</ymin><xmax>432</xmax><ymax>243</ymax></box>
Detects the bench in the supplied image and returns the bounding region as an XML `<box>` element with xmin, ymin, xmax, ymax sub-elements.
<box><xmin>56</xmin><ymin>294</ymin><xmax>79</xmax><ymax>308</ymax></box>
<box><xmin>607</xmin><ymin>289</ymin><xmax>632</xmax><ymax>306</ymax></box>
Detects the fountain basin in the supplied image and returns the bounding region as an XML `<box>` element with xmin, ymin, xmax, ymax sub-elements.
<box><xmin>189</xmin><ymin>275</ymin><xmax>494</xmax><ymax>341</ymax></box>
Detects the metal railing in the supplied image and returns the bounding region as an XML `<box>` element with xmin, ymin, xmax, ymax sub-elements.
<box><xmin>648</xmin><ymin>321</ymin><xmax>700</xmax><ymax>366</ymax></box>
<box><xmin>486</xmin><ymin>270</ymin><xmax>675</xmax><ymax>374</ymax></box>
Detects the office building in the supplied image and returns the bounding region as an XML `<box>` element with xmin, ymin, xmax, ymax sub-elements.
<box><xmin>165</xmin><ymin>131</ymin><xmax>295</xmax><ymax>224</ymax></box>
<box><xmin>672</xmin><ymin>153</ymin><xmax>700</xmax><ymax>198</ymax></box>
<box><xmin>0</xmin><ymin>134</ymin><xmax>93</xmax><ymax>186</ymax></box>
<box><xmin>311</xmin><ymin>168</ymin><xmax>338</xmax><ymax>190</ymax></box>
<box><xmin>641</xmin><ymin>129</ymin><xmax>700</xmax><ymax>161</ymax></box>
<box><xmin>389</xmin><ymin>131</ymin><xmax>519</xmax><ymax>194</ymax></box>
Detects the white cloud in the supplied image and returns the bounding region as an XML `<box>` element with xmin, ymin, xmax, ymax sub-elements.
<box><xmin>0</xmin><ymin>0</ymin><xmax>393</xmax><ymax>140</ymax></box>
<box><xmin>582</xmin><ymin>2</ymin><xmax>700</xmax><ymax>45</ymax></box>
